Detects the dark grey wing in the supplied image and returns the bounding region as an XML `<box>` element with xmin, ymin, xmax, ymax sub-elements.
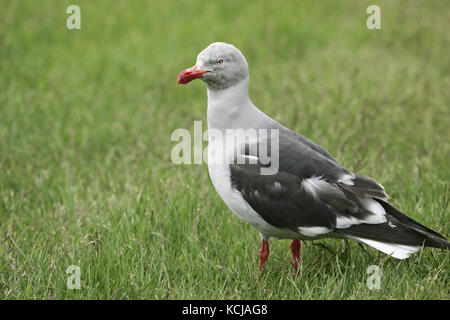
<box><xmin>230</xmin><ymin>129</ymin><xmax>389</xmax><ymax>232</ymax></box>
<box><xmin>276</xmin><ymin>123</ymin><xmax>339</xmax><ymax>163</ymax></box>
<box><xmin>229</xmin><ymin>161</ymin><xmax>383</xmax><ymax>233</ymax></box>
<box><xmin>277</xmin><ymin>129</ymin><xmax>351</xmax><ymax>183</ymax></box>
<box><xmin>338</xmin><ymin>173</ymin><xmax>388</xmax><ymax>200</ymax></box>
<box><xmin>229</xmin><ymin>162</ymin><xmax>337</xmax><ymax>231</ymax></box>
<box><xmin>230</xmin><ymin>124</ymin><xmax>449</xmax><ymax>250</ymax></box>
<box><xmin>275</xmin><ymin>127</ymin><xmax>388</xmax><ymax>199</ymax></box>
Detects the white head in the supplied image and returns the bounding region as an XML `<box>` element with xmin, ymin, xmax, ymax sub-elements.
<box><xmin>178</xmin><ymin>42</ymin><xmax>249</xmax><ymax>90</ymax></box>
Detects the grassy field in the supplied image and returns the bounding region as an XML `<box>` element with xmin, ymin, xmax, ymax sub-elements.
<box><xmin>0</xmin><ymin>0</ymin><xmax>449</xmax><ymax>299</ymax></box>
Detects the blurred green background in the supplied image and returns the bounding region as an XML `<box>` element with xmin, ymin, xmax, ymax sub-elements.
<box><xmin>0</xmin><ymin>0</ymin><xmax>448</xmax><ymax>299</ymax></box>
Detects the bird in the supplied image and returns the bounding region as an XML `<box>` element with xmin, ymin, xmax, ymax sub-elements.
<box><xmin>177</xmin><ymin>42</ymin><xmax>449</xmax><ymax>272</ymax></box>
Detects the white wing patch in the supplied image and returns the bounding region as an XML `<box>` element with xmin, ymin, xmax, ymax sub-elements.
<box><xmin>335</xmin><ymin>196</ymin><xmax>387</xmax><ymax>228</ymax></box>
<box><xmin>302</xmin><ymin>176</ymin><xmax>345</xmax><ymax>198</ymax></box>
<box><xmin>335</xmin><ymin>216</ymin><xmax>363</xmax><ymax>228</ymax></box>
<box><xmin>358</xmin><ymin>196</ymin><xmax>385</xmax><ymax>216</ymax></box>
<box><xmin>302</xmin><ymin>176</ymin><xmax>387</xmax><ymax>229</ymax></box>
<box><xmin>297</xmin><ymin>226</ymin><xmax>331</xmax><ymax>237</ymax></box>
<box><xmin>338</xmin><ymin>173</ymin><xmax>355</xmax><ymax>186</ymax></box>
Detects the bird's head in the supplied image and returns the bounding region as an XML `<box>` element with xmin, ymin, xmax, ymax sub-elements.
<box><xmin>178</xmin><ymin>42</ymin><xmax>249</xmax><ymax>90</ymax></box>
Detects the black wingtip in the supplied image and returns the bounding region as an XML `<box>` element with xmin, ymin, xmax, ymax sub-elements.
<box><xmin>375</xmin><ymin>199</ymin><xmax>449</xmax><ymax>242</ymax></box>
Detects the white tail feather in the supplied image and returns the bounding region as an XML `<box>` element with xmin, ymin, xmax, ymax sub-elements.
<box><xmin>349</xmin><ymin>236</ymin><xmax>420</xmax><ymax>259</ymax></box>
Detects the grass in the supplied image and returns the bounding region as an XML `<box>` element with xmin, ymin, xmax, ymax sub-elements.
<box><xmin>0</xmin><ymin>0</ymin><xmax>449</xmax><ymax>299</ymax></box>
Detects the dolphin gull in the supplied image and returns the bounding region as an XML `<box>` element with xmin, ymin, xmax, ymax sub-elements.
<box><xmin>177</xmin><ymin>42</ymin><xmax>450</xmax><ymax>271</ymax></box>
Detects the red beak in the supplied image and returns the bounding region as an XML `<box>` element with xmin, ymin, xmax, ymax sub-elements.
<box><xmin>177</xmin><ymin>65</ymin><xmax>209</xmax><ymax>84</ymax></box>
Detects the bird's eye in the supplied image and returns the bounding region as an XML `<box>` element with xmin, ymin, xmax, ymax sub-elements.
<box><xmin>216</xmin><ymin>58</ymin><xmax>224</xmax><ymax>64</ymax></box>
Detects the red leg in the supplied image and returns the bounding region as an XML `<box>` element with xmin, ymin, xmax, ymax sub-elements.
<box><xmin>289</xmin><ymin>239</ymin><xmax>302</xmax><ymax>272</ymax></box>
<box><xmin>258</xmin><ymin>239</ymin><xmax>270</xmax><ymax>271</ymax></box>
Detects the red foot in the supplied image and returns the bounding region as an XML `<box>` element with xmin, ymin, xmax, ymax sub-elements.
<box><xmin>289</xmin><ymin>239</ymin><xmax>302</xmax><ymax>272</ymax></box>
<box><xmin>258</xmin><ymin>239</ymin><xmax>269</xmax><ymax>271</ymax></box>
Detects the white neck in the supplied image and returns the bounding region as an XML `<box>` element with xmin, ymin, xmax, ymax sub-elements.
<box><xmin>207</xmin><ymin>77</ymin><xmax>270</xmax><ymax>132</ymax></box>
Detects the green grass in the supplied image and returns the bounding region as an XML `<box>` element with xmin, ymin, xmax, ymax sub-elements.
<box><xmin>0</xmin><ymin>0</ymin><xmax>449</xmax><ymax>299</ymax></box>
